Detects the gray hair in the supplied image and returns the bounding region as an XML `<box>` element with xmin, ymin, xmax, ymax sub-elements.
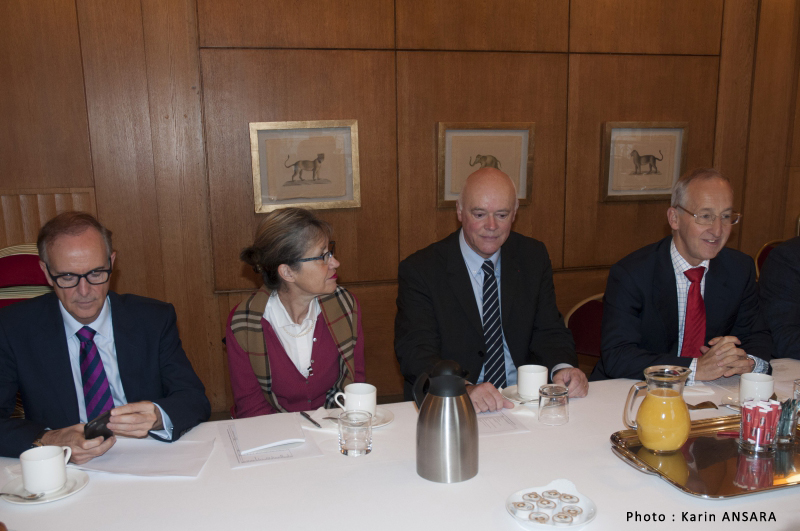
<box><xmin>240</xmin><ymin>208</ymin><xmax>333</xmax><ymax>291</ymax></box>
<box><xmin>671</xmin><ymin>168</ymin><xmax>729</xmax><ymax>208</ymax></box>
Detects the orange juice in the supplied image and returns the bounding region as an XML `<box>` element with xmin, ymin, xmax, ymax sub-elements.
<box><xmin>636</xmin><ymin>388</ymin><xmax>690</xmax><ymax>453</ymax></box>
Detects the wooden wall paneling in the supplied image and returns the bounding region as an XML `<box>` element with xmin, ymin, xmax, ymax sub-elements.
<box><xmin>197</xmin><ymin>0</ymin><xmax>394</xmax><ymax>49</ymax></box>
<box><xmin>739</xmin><ymin>0</ymin><xmax>800</xmax><ymax>256</ymax></box>
<box><xmin>552</xmin><ymin>269</ymin><xmax>610</xmax><ymax>317</ymax></box>
<box><xmin>0</xmin><ymin>189</ymin><xmax>97</xmax><ymax>247</ymax></box>
<box><xmin>0</xmin><ymin>0</ymin><xmax>93</xmax><ymax>189</ymax></box>
<box><xmin>564</xmin><ymin>55</ymin><xmax>719</xmax><ymax>268</ymax></box>
<box><xmin>217</xmin><ymin>292</ymin><xmax>251</xmax><ymax>413</ymax></box>
<box><xmin>396</xmin><ymin>0</ymin><xmax>568</xmax><ymax>52</ymax></box>
<box><xmin>343</xmin><ymin>282</ymin><xmax>403</xmax><ymax>400</ymax></box>
<box><xmin>712</xmin><ymin>0</ymin><xmax>758</xmax><ymax>250</ymax></box>
<box><xmin>202</xmin><ymin>49</ymin><xmax>398</xmax><ymax>291</ymax></box>
<box><xmin>569</xmin><ymin>0</ymin><xmax>723</xmax><ymax>55</ymax></box>
<box><xmin>786</xmin><ymin>168</ymin><xmax>800</xmax><ymax>237</ymax></box>
<box><xmin>783</xmin><ymin>11</ymin><xmax>800</xmax><ymax>238</ymax></box>
<box><xmin>140</xmin><ymin>0</ymin><xmax>227</xmax><ymax>410</ymax></box>
<box><xmin>76</xmin><ymin>0</ymin><xmax>165</xmax><ymax>299</ymax></box>
<box><xmin>396</xmin><ymin>52</ymin><xmax>568</xmax><ymax>266</ymax></box>
<box><xmin>792</xmin><ymin>71</ymin><xmax>800</xmax><ymax>169</ymax></box>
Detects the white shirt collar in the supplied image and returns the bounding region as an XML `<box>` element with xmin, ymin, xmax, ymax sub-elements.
<box><xmin>458</xmin><ymin>229</ymin><xmax>501</xmax><ymax>275</ymax></box>
<box><xmin>264</xmin><ymin>291</ymin><xmax>319</xmax><ymax>332</ymax></box>
<box><xmin>669</xmin><ymin>238</ymin><xmax>710</xmax><ymax>275</ymax></box>
<box><xmin>59</xmin><ymin>295</ymin><xmax>113</xmax><ymax>340</ymax></box>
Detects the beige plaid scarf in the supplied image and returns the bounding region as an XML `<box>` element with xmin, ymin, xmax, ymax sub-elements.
<box><xmin>229</xmin><ymin>286</ymin><xmax>358</xmax><ymax>412</ymax></box>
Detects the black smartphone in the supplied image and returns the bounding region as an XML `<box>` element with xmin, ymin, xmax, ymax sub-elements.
<box><xmin>84</xmin><ymin>410</ymin><xmax>113</xmax><ymax>440</ymax></box>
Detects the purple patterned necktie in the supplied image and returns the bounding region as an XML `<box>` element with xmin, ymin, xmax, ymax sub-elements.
<box><xmin>77</xmin><ymin>326</ymin><xmax>114</xmax><ymax>420</ymax></box>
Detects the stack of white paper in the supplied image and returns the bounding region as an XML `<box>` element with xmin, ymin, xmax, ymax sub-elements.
<box><xmin>236</xmin><ymin>413</ymin><xmax>306</xmax><ymax>455</ymax></box>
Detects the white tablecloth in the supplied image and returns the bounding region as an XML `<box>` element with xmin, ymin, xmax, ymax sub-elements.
<box><xmin>2</xmin><ymin>360</ymin><xmax>799</xmax><ymax>531</ymax></box>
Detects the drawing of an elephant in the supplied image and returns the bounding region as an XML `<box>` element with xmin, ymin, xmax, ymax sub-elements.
<box><xmin>469</xmin><ymin>154</ymin><xmax>501</xmax><ymax>169</ymax></box>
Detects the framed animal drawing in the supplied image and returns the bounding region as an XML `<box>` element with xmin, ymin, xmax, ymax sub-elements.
<box><xmin>249</xmin><ymin>120</ymin><xmax>361</xmax><ymax>212</ymax></box>
<box><xmin>601</xmin><ymin>122</ymin><xmax>688</xmax><ymax>202</ymax></box>
<box><xmin>437</xmin><ymin>122</ymin><xmax>534</xmax><ymax>208</ymax></box>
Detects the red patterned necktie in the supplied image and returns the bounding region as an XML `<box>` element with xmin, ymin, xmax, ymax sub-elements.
<box><xmin>77</xmin><ymin>326</ymin><xmax>114</xmax><ymax>420</ymax></box>
<box><xmin>680</xmin><ymin>267</ymin><xmax>706</xmax><ymax>358</ymax></box>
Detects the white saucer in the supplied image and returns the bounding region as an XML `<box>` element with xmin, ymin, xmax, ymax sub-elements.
<box><xmin>325</xmin><ymin>407</ymin><xmax>394</xmax><ymax>428</ymax></box>
<box><xmin>502</xmin><ymin>385</ymin><xmax>539</xmax><ymax>404</ymax></box>
<box><xmin>506</xmin><ymin>479</ymin><xmax>597</xmax><ymax>529</ymax></box>
<box><xmin>2</xmin><ymin>469</ymin><xmax>89</xmax><ymax>505</ymax></box>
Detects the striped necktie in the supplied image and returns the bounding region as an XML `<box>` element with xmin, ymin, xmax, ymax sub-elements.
<box><xmin>680</xmin><ymin>266</ymin><xmax>706</xmax><ymax>358</ymax></box>
<box><xmin>77</xmin><ymin>326</ymin><xmax>114</xmax><ymax>420</ymax></box>
<box><xmin>481</xmin><ymin>259</ymin><xmax>507</xmax><ymax>388</ymax></box>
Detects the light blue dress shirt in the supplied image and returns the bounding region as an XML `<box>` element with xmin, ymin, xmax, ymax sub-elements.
<box><xmin>59</xmin><ymin>297</ymin><xmax>173</xmax><ymax>439</ymax></box>
<box><xmin>458</xmin><ymin>230</ymin><xmax>573</xmax><ymax>387</ymax></box>
<box><xmin>458</xmin><ymin>230</ymin><xmax>519</xmax><ymax>386</ymax></box>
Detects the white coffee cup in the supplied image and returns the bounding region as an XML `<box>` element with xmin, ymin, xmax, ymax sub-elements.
<box><xmin>517</xmin><ymin>365</ymin><xmax>548</xmax><ymax>399</ymax></box>
<box><xmin>20</xmin><ymin>445</ymin><xmax>72</xmax><ymax>494</ymax></box>
<box><xmin>334</xmin><ymin>383</ymin><xmax>376</xmax><ymax>416</ymax></box>
<box><xmin>739</xmin><ymin>373</ymin><xmax>774</xmax><ymax>405</ymax></box>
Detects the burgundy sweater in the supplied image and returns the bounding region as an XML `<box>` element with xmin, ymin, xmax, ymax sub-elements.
<box><xmin>226</xmin><ymin>307</ymin><xmax>365</xmax><ymax>418</ymax></box>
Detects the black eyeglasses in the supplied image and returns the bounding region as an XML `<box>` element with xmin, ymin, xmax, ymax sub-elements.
<box><xmin>296</xmin><ymin>241</ymin><xmax>335</xmax><ymax>265</ymax></box>
<box><xmin>677</xmin><ymin>206</ymin><xmax>742</xmax><ymax>226</ymax></box>
<box><xmin>45</xmin><ymin>260</ymin><xmax>113</xmax><ymax>288</ymax></box>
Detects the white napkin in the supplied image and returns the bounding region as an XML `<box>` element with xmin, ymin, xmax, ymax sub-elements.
<box><xmin>682</xmin><ymin>381</ymin><xmax>716</xmax><ymax>397</ymax></box>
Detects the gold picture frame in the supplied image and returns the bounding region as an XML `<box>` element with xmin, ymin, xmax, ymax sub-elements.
<box><xmin>437</xmin><ymin>122</ymin><xmax>534</xmax><ymax>208</ymax></box>
<box><xmin>249</xmin><ymin>120</ymin><xmax>361</xmax><ymax>213</ymax></box>
<box><xmin>601</xmin><ymin>122</ymin><xmax>688</xmax><ymax>202</ymax></box>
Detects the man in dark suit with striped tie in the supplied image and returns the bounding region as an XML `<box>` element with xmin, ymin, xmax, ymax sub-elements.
<box><xmin>0</xmin><ymin>212</ymin><xmax>209</xmax><ymax>462</ymax></box>
<box><xmin>395</xmin><ymin>168</ymin><xmax>587</xmax><ymax>412</ymax></box>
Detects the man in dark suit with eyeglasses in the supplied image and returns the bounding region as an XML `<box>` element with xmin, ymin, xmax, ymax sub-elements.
<box><xmin>0</xmin><ymin>212</ymin><xmax>209</xmax><ymax>461</ymax></box>
<box><xmin>592</xmin><ymin>168</ymin><xmax>772</xmax><ymax>381</ymax></box>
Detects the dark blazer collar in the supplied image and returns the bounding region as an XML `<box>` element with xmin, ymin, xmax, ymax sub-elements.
<box><xmin>107</xmin><ymin>291</ymin><xmax>135</xmax><ymax>398</ymax></box>
<box><xmin>654</xmin><ymin>237</ymin><xmax>679</xmax><ymax>347</ymax></box>
<box><xmin>705</xmin><ymin>248</ymin><xmax>732</xmax><ymax>337</ymax></box>
<box><xmin>40</xmin><ymin>293</ymin><xmax>81</xmax><ymax>422</ymax></box>
<box><xmin>444</xmin><ymin>230</ymin><xmax>484</xmax><ymax>336</ymax></box>
<box><xmin>444</xmin><ymin>230</ymin><xmax>522</xmax><ymax>337</ymax></box>
<box><xmin>656</xmin><ymin>236</ymin><xmax>733</xmax><ymax>345</ymax></box>
<box><xmin>499</xmin><ymin>233</ymin><xmax>521</xmax><ymax>330</ymax></box>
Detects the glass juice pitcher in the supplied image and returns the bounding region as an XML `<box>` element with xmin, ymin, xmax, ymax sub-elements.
<box><xmin>623</xmin><ymin>365</ymin><xmax>692</xmax><ymax>454</ymax></box>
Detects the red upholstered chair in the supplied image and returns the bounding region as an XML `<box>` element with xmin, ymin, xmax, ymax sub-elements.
<box><xmin>755</xmin><ymin>240</ymin><xmax>783</xmax><ymax>280</ymax></box>
<box><xmin>0</xmin><ymin>244</ymin><xmax>53</xmax><ymax>419</ymax></box>
<box><xmin>0</xmin><ymin>243</ymin><xmax>52</xmax><ymax>309</ymax></box>
<box><xmin>564</xmin><ymin>293</ymin><xmax>604</xmax><ymax>376</ymax></box>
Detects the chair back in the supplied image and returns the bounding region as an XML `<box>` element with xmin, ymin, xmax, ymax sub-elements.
<box><xmin>0</xmin><ymin>244</ymin><xmax>52</xmax><ymax>418</ymax></box>
<box><xmin>564</xmin><ymin>293</ymin><xmax>604</xmax><ymax>358</ymax></box>
<box><xmin>755</xmin><ymin>240</ymin><xmax>783</xmax><ymax>279</ymax></box>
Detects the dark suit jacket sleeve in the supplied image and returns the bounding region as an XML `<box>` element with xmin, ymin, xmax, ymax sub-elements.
<box><xmin>599</xmin><ymin>263</ymin><xmax>691</xmax><ymax>380</ymax></box>
<box><xmin>758</xmin><ymin>240</ymin><xmax>800</xmax><ymax>360</ymax></box>
<box><xmin>0</xmin><ymin>323</ymin><xmax>47</xmax><ymax>457</ymax></box>
<box><xmin>729</xmin><ymin>258</ymin><xmax>772</xmax><ymax>363</ymax></box>
<box><xmin>394</xmin><ymin>256</ymin><xmax>444</xmax><ymax>388</ymax></box>
<box><xmin>146</xmin><ymin>303</ymin><xmax>211</xmax><ymax>442</ymax></box>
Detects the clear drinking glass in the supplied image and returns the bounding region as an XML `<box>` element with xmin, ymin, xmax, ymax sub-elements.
<box><xmin>338</xmin><ymin>410</ymin><xmax>372</xmax><ymax>456</ymax></box>
<box><xmin>538</xmin><ymin>385</ymin><xmax>569</xmax><ymax>426</ymax></box>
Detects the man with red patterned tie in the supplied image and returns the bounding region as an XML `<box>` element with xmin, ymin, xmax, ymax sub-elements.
<box><xmin>591</xmin><ymin>168</ymin><xmax>772</xmax><ymax>381</ymax></box>
<box><xmin>0</xmin><ymin>212</ymin><xmax>209</xmax><ymax>462</ymax></box>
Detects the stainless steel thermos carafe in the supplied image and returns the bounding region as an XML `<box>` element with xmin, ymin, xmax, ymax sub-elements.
<box><xmin>413</xmin><ymin>361</ymin><xmax>478</xmax><ymax>483</ymax></box>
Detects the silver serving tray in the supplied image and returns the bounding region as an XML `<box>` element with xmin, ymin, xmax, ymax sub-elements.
<box><xmin>611</xmin><ymin>415</ymin><xmax>800</xmax><ymax>499</ymax></box>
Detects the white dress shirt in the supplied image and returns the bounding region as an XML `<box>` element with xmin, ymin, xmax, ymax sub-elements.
<box><xmin>669</xmin><ymin>240</ymin><xmax>767</xmax><ymax>384</ymax></box>
<box><xmin>263</xmin><ymin>292</ymin><xmax>320</xmax><ymax>378</ymax></box>
<box><xmin>59</xmin><ymin>297</ymin><xmax>173</xmax><ymax>439</ymax></box>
